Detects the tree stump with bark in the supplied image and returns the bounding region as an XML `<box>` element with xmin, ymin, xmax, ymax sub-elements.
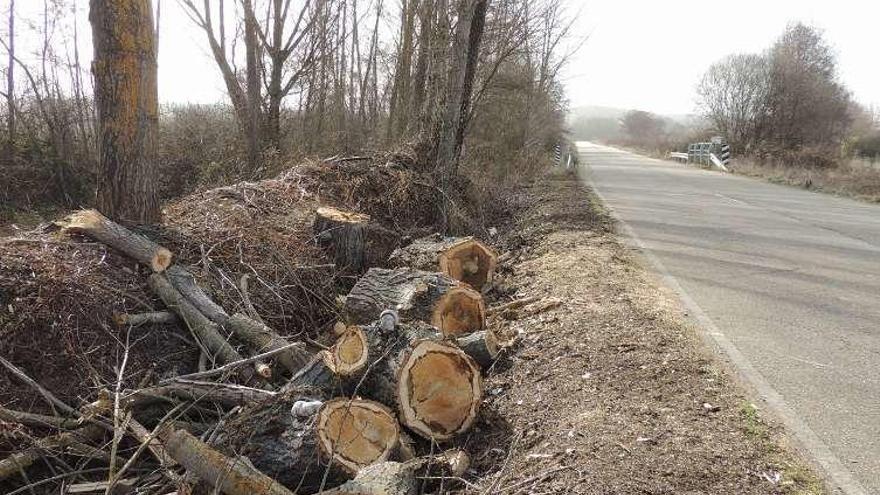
<box><xmin>343</xmin><ymin>268</ymin><xmax>485</xmax><ymax>336</ymax></box>
<box><xmin>314</xmin><ymin>206</ymin><xmax>370</xmax><ymax>272</ymax></box>
<box><xmin>220</xmin><ymin>396</ymin><xmax>400</xmax><ymax>492</ymax></box>
<box><xmin>314</xmin><ymin>206</ymin><xmax>400</xmax><ymax>273</ymax></box>
<box><xmin>389</xmin><ymin>235</ymin><xmax>497</xmax><ymax>290</ymax></box>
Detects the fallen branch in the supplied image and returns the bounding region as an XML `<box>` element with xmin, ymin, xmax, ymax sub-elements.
<box><xmin>224</xmin><ymin>313</ymin><xmax>312</xmax><ymax>374</ymax></box>
<box><xmin>113</xmin><ymin>311</ymin><xmax>178</xmax><ymax>327</ymax></box>
<box><xmin>0</xmin><ymin>406</ymin><xmax>80</xmax><ymax>430</ymax></box>
<box><xmin>165</xmin><ymin>265</ymin><xmax>229</xmax><ymax>324</ymax></box>
<box><xmin>487</xmin><ymin>296</ymin><xmax>540</xmax><ymax>316</ymax></box>
<box><xmin>61</xmin><ymin>209</ymin><xmax>172</xmax><ymax>272</ymax></box>
<box><xmin>125</xmin><ymin>380</ymin><xmax>276</xmax><ymax>408</ymax></box>
<box><xmin>502</xmin><ymin>298</ymin><xmax>562</xmax><ymax>320</ymax></box>
<box><xmin>159</xmin><ymin>341</ymin><xmax>307</xmax><ymax>384</ymax></box>
<box><xmin>148</xmin><ymin>274</ymin><xmax>257</xmax><ymax>382</ymax></box>
<box><xmin>162</xmin><ymin>428</ymin><xmax>295</xmax><ymax>495</ymax></box>
<box><xmin>0</xmin><ymin>356</ymin><xmax>79</xmax><ymax>417</ymax></box>
<box><xmin>0</xmin><ymin>425</ymin><xmax>105</xmax><ymax>480</ymax></box>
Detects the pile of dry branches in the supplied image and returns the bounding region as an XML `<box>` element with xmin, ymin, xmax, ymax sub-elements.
<box><xmin>0</xmin><ymin>156</ymin><xmax>551</xmax><ymax>494</ymax></box>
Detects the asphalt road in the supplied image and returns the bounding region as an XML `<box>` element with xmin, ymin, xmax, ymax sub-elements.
<box><xmin>577</xmin><ymin>142</ymin><xmax>879</xmax><ymax>494</ymax></box>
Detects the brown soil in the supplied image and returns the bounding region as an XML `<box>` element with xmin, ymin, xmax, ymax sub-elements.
<box><xmin>461</xmin><ymin>169</ymin><xmax>823</xmax><ymax>494</ymax></box>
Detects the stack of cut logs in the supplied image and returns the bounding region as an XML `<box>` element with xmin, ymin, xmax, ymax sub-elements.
<box><xmin>0</xmin><ymin>206</ymin><xmax>508</xmax><ymax>495</ymax></box>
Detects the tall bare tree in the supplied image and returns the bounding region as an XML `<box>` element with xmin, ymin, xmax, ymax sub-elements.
<box><xmin>4</xmin><ymin>0</ymin><xmax>13</xmax><ymax>148</ymax></box>
<box><xmin>425</xmin><ymin>0</ymin><xmax>488</xmax><ymax>174</ymax></box>
<box><xmin>90</xmin><ymin>0</ymin><xmax>160</xmax><ymax>223</ymax></box>
<box><xmin>697</xmin><ymin>53</ymin><xmax>770</xmax><ymax>151</ymax></box>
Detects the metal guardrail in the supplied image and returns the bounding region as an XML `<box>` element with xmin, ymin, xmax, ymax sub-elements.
<box><xmin>669</xmin><ymin>141</ymin><xmax>731</xmax><ymax>172</ymax></box>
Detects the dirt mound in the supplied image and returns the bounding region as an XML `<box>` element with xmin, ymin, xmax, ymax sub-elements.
<box><xmin>0</xmin><ymin>154</ymin><xmax>449</xmax><ymax>419</ymax></box>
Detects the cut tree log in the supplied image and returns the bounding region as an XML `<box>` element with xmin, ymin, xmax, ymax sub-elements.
<box><xmin>389</xmin><ymin>235</ymin><xmax>497</xmax><ymax>290</ymax></box>
<box><xmin>222</xmin><ymin>397</ymin><xmax>400</xmax><ymax>492</ymax></box>
<box><xmin>225</xmin><ymin>313</ymin><xmax>312</xmax><ymax>374</ymax></box>
<box><xmin>165</xmin><ymin>265</ymin><xmax>229</xmax><ymax>324</ymax></box>
<box><xmin>284</xmin><ymin>327</ymin><xmax>369</xmax><ymax>393</ymax></box>
<box><xmin>455</xmin><ymin>329</ymin><xmax>501</xmax><ymax>368</ymax></box>
<box><xmin>322</xmin><ymin>449</ymin><xmax>470</xmax><ymax>495</ymax></box>
<box><xmin>344</xmin><ymin>268</ymin><xmax>485</xmax><ymax>336</ymax></box>
<box><xmin>113</xmin><ymin>310</ymin><xmax>178</xmax><ymax>327</ymax></box>
<box><xmin>353</xmin><ymin>320</ymin><xmax>482</xmax><ymax>441</ymax></box>
<box><xmin>148</xmin><ymin>273</ymin><xmax>256</xmax><ymax>382</ymax></box>
<box><xmin>61</xmin><ymin>209</ymin><xmax>172</xmax><ymax>272</ymax></box>
<box><xmin>162</xmin><ymin>428</ymin><xmax>294</xmax><ymax>495</ymax></box>
<box><xmin>314</xmin><ymin>206</ymin><xmax>400</xmax><ymax>273</ymax></box>
<box><xmin>288</xmin><ymin>320</ymin><xmax>484</xmax><ymax>440</ymax></box>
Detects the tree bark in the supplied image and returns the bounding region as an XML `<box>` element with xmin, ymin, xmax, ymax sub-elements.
<box><xmin>225</xmin><ymin>313</ymin><xmax>312</xmax><ymax>374</ymax></box>
<box><xmin>219</xmin><ymin>397</ymin><xmax>400</xmax><ymax>492</ymax></box>
<box><xmin>243</xmin><ymin>0</ymin><xmax>263</xmax><ymax>164</ymax></box>
<box><xmin>434</xmin><ymin>0</ymin><xmax>488</xmax><ymax>175</ymax></box>
<box><xmin>452</xmin><ymin>0</ymin><xmax>487</xmax><ymax>160</ymax></box>
<box><xmin>164</xmin><ymin>265</ymin><xmax>228</xmax><ymax>323</ymax></box>
<box><xmin>344</xmin><ymin>267</ymin><xmax>486</xmax><ymax>336</ymax></box>
<box><xmin>90</xmin><ymin>0</ymin><xmax>160</xmax><ymax>224</ymax></box>
<box><xmin>62</xmin><ymin>209</ymin><xmax>173</xmax><ymax>272</ymax></box>
<box><xmin>148</xmin><ymin>273</ymin><xmax>257</xmax><ymax>382</ymax></box>
<box><xmin>162</xmin><ymin>428</ymin><xmax>294</xmax><ymax>495</ymax></box>
<box><xmin>388</xmin><ymin>235</ymin><xmax>497</xmax><ymax>290</ymax></box>
<box><xmin>324</xmin><ymin>450</ymin><xmax>469</xmax><ymax>495</ymax></box>
<box><xmin>5</xmin><ymin>0</ymin><xmax>13</xmax><ymax>148</ymax></box>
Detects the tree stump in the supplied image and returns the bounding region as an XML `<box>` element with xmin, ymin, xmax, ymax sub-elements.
<box><xmin>389</xmin><ymin>235</ymin><xmax>497</xmax><ymax>290</ymax></box>
<box><xmin>314</xmin><ymin>206</ymin><xmax>400</xmax><ymax>273</ymax></box>
<box><xmin>314</xmin><ymin>206</ymin><xmax>371</xmax><ymax>272</ymax></box>
<box><xmin>344</xmin><ymin>268</ymin><xmax>485</xmax><ymax>336</ymax></box>
<box><xmin>222</xmin><ymin>396</ymin><xmax>400</xmax><ymax>492</ymax></box>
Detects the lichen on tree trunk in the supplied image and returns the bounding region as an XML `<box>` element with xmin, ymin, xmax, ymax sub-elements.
<box><xmin>90</xmin><ymin>0</ymin><xmax>160</xmax><ymax>224</ymax></box>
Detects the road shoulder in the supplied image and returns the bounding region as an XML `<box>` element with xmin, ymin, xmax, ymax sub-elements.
<box><xmin>466</xmin><ymin>168</ymin><xmax>823</xmax><ymax>494</ymax></box>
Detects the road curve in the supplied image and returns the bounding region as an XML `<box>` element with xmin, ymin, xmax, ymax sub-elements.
<box><xmin>578</xmin><ymin>142</ymin><xmax>879</xmax><ymax>494</ymax></box>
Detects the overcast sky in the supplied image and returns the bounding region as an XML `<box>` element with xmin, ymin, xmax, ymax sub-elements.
<box><xmin>7</xmin><ymin>0</ymin><xmax>879</xmax><ymax>117</ymax></box>
<box><xmin>562</xmin><ymin>0</ymin><xmax>880</xmax><ymax>115</ymax></box>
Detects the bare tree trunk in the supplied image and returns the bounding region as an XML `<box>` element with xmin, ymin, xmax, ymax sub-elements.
<box><xmin>387</xmin><ymin>0</ymin><xmax>418</xmax><ymax>143</ymax></box>
<box><xmin>90</xmin><ymin>0</ymin><xmax>160</xmax><ymax>224</ymax></box>
<box><xmin>436</xmin><ymin>0</ymin><xmax>487</xmax><ymax>174</ymax></box>
<box><xmin>409</xmin><ymin>0</ymin><xmax>432</xmax><ymax>131</ymax></box>
<box><xmin>243</xmin><ymin>0</ymin><xmax>263</xmax><ymax>162</ymax></box>
<box><xmin>5</xmin><ymin>0</ymin><xmax>13</xmax><ymax>148</ymax></box>
<box><xmin>452</xmin><ymin>0</ymin><xmax>487</xmax><ymax>161</ymax></box>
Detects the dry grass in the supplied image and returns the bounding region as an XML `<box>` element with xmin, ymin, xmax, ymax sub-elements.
<box><xmin>461</xmin><ymin>168</ymin><xmax>824</xmax><ymax>494</ymax></box>
<box><xmin>731</xmin><ymin>157</ymin><xmax>880</xmax><ymax>203</ymax></box>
